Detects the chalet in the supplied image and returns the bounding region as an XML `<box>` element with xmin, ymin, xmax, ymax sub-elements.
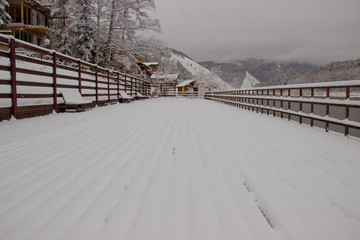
<box><xmin>150</xmin><ymin>73</ymin><xmax>179</xmax><ymax>84</ymax></box>
<box><xmin>177</xmin><ymin>79</ymin><xmax>197</xmax><ymax>93</ymax></box>
<box><xmin>143</xmin><ymin>62</ymin><xmax>158</xmax><ymax>72</ymax></box>
<box><xmin>1</xmin><ymin>0</ymin><xmax>52</xmax><ymax>45</ymax></box>
<box><xmin>113</xmin><ymin>52</ymin><xmax>157</xmax><ymax>77</ymax></box>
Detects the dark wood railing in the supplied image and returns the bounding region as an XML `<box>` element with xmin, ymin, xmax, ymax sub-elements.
<box><xmin>150</xmin><ymin>82</ymin><xmax>176</xmax><ymax>97</ymax></box>
<box><xmin>0</xmin><ymin>34</ymin><xmax>151</xmax><ymax>120</ymax></box>
<box><xmin>205</xmin><ymin>81</ymin><xmax>360</xmax><ymax>137</ymax></box>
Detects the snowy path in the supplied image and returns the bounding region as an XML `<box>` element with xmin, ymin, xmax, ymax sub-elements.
<box><xmin>0</xmin><ymin>98</ymin><xmax>359</xmax><ymax>240</ymax></box>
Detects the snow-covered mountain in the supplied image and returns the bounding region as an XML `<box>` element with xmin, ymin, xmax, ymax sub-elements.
<box><xmin>286</xmin><ymin>59</ymin><xmax>360</xmax><ymax>85</ymax></box>
<box><xmin>240</xmin><ymin>72</ymin><xmax>260</xmax><ymax>89</ymax></box>
<box><xmin>199</xmin><ymin>59</ymin><xmax>316</xmax><ymax>88</ymax></box>
<box><xmin>169</xmin><ymin>51</ymin><xmax>232</xmax><ymax>90</ymax></box>
<box><xmin>147</xmin><ymin>49</ymin><xmax>232</xmax><ymax>90</ymax></box>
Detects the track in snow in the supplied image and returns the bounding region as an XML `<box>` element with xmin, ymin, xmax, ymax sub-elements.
<box><xmin>0</xmin><ymin>98</ymin><xmax>359</xmax><ymax>240</ymax></box>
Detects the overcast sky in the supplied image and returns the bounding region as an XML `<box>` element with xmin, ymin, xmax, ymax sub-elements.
<box><xmin>152</xmin><ymin>0</ymin><xmax>360</xmax><ymax>65</ymax></box>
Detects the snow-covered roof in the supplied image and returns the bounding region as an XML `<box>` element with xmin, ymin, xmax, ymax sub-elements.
<box><xmin>150</xmin><ymin>73</ymin><xmax>179</xmax><ymax>80</ymax></box>
<box><xmin>143</xmin><ymin>62</ymin><xmax>159</xmax><ymax>66</ymax></box>
<box><xmin>177</xmin><ymin>79</ymin><xmax>195</xmax><ymax>87</ymax></box>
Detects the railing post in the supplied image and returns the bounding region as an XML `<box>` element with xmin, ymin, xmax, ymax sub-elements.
<box><xmin>107</xmin><ymin>69</ymin><xmax>110</xmax><ymax>103</ymax></box>
<box><xmin>95</xmin><ymin>66</ymin><xmax>99</xmax><ymax>105</ymax></box>
<box><xmin>117</xmin><ymin>72</ymin><xmax>120</xmax><ymax>102</ymax></box>
<box><xmin>10</xmin><ymin>38</ymin><xmax>17</xmax><ymax>118</ymax></box>
<box><xmin>78</xmin><ymin>61</ymin><xmax>82</xmax><ymax>94</ymax></box>
<box><xmin>124</xmin><ymin>74</ymin><xmax>127</xmax><ymax>93</ymax></box>
<box><xmin>310</xmin><ymin>88</ymin><xmax>314</xmax><ymax>127</ymax></box>
<box><xmin>130</xmin><ymin>76</ymin><xmax>133</xmax><ymax>96</ymax></box>
<box><xmin>299</xmin><ymin>88</ymin><xmax>302</xmax><ymax>124</ymax></box>
<box><xmin>52</xmin><ymin>52</ymin><xmax>58</xmax><ymax>112</ymax></box>
<box><xmin>344</xmin><ymin>86</ymin><xmax>350</xmax><ymax>136</ymax></box>
<box><xmin>280</xmin><ymin>89</ymin><xmax>283</xmax><ymax>119</ymax></box>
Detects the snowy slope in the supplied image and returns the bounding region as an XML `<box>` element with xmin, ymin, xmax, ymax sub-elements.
<box><xmin>170</xmin><ymin>51</ymin><xmax>233</xmax><ymax>90</ymax></box>
<box><xmin>241</xmin><ymin>71</ymin><xmax>260</xmax><ymax>89</ymax></box>
<box><xmin>1</xmin><ymin>99</ymin><xmax>360</xmax><ymax>240</ymax></box>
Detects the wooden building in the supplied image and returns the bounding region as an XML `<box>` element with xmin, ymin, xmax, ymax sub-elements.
<box><xmin>2</xmin><ymin>0</ymin><xmax>52</xmax><ymax>45</ymax></box>
<box><xmin>176</xmin><ymin>79</ymin><xmax>197</xmax><ymax>93</ymax></box>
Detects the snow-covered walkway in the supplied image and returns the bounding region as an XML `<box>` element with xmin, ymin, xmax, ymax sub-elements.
<box><xmin>1</xmin><ymin>98</ymin><xmax>359</xmax><ymax>240</ymax></box>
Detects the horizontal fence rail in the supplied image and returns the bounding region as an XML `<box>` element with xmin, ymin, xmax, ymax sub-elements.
<box><xmin>205</xmin><ymin>81</ymin><xmax>360</xmax><ymax>137</ymax></box>
<box><xmin>150</xmin><ymin>82</ymin><xmax>176</xmax><ymax>97</ymax></box>
<box><xmin>0</xmin><ymin>34</ymin><xmax>151</xmax><ymax>120</ymax></box>
<box><xmin>177</xmin><ymin>91</ymin><xmax>198</xmax><ymax>98</ymax></box>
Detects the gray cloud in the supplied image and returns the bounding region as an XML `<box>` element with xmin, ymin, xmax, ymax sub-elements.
<box><xmin>153</xmin><ymin>0</ymin><xmax>360</xmax><ymax>64</ymax></box>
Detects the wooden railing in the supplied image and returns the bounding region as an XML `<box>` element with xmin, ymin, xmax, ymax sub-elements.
<box><xmin>177</xmin><ymin>91</ymin><xmax>198</xmax><ymax>98</ymax></box>
<box><xmin>150</xmin><ymin>82</ymin><xmax>176</xmax><ymax>97</ymax></box>
<box><xmin>205</xmin><ymin>81</ymin><xmax>360</xmax><ymax>137</ymax></box>
<box><xmin>0</xmin><ymin>34</ymin><xmax>151</xmax><ymax>120</ymax></box>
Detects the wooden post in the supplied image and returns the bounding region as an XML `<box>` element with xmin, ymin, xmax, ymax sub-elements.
<box><xmin>310</xmin><ymin>88</ymin><xmax>314</xmax><ymax>127</ymax></box>
<box><xmin>344</xmin><ymin>86</ymin><xmax>350</xmax><ymax>136</ymax></box>
<box><xmin>280</xmin><ymin>89</ymin><xmax>283</xmax><ymax>119</ymax></box>
<box><xmin>288</xmin><ymin>89</ymin><xmax>291</xmax><ymax>121</ymax></box>
<box><xmin>53</xmin><ymin>52</ymin><xmax>58</xmax><ymax>112</ymax></box>
<box><xmin>107</xmin><ymin>70</ymin><xmax>110</xmax><ymax>103</ymax></box>
<box><xmin>95</xmin><ymin>66</ymin><xmax>99</xmax><ymax>105</ymax></box>
<box><xmin>130</xmin><ymin>76</ymin><xmax>133</xmax><ymax>96</ymax></box>
<box><xmin>124</xmin><ymin>75</ymin><xmax>127</xmax><ymax>93</ymax></box>
<box><xmin>117</xmin><ymin>72</ymin><xmax>120</xmax><ymax>102</ymax></box>
<box><xmin>10</xmin><ymin>38</ymin><xmax>17</xmax><ymax>118</ymax></box>
<box><xmin>299</xmin><ymin>88</ymin><xmax>302</xmax><ymax>124</ymax></box>
<box><xmin>78</xmin><ymin>61</ymin><xmax>82</xmax><ymax>94</ymax></box>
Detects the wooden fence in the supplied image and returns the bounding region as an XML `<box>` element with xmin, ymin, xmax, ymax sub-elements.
<box><xmin>177</xmin><ymin>91</ymin><xmax>198</xmax><ymax>98</ymax></box>
<box><xmin>150</xmin><ymin>82</ymin><xmax>176</xmax><ymax>97</ymax></box>
<box><xmin>0</xmin><ymin>34</ymin><xmax>151</xmax><ymax>120</ymax></box>
<box><xmin>205</xmin><ymin>81</ymin><xmax>360</xmax><ymax>137</ymax></box>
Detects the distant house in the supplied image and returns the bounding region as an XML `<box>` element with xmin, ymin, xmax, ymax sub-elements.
<box><xmin>177</xmin><ymin>79</ymin><xmax>197</xmax><ymax>93</ymax></box>
<box><xmin>143</xmin><ymin>62</ymin><xmax>158</xmax><ymax>72</ymax></box>
<box><xmin>150</xmin><ymin>73</ymin><xmax>179</xmax><ymax>84</ymax></box>
<box><xmin>113</xmin><ymin>52</ymin><xmax>157</xmax><ymax>77</ymax></box>
<box><xmin>1</xmin><ymin>0</ymin><xmax>52</xmax><ymax>45</ymax></box>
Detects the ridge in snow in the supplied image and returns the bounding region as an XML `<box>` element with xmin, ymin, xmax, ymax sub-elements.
<box><xmin>241</xmin><ymin>71</ymin><xmax>260</xmax><ymax>89</ymax></box>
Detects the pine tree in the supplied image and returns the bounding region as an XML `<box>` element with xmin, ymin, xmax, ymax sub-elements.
<box><xmin>50</xmin><ymin>0</ymin><xmax>73</xmax><ymax>55</ymax></box>
<box><xmin>0</xmin><ymin>0</ymin><xmax>11</xmax><ymax>25</ymax></box>
<box><xmin>71</xmin><ymin>0</ymin><xmax>95</xmax><ymax>62</ymax></box>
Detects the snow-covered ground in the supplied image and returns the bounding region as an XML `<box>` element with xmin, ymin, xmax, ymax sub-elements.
<box><xmin>0</xmin><ymin>98</ymin><xmax>359</xmax><ymax>240</ymax></box>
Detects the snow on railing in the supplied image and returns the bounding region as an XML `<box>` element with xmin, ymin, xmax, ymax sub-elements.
<box><xmin>205</xmin><ymin>81</ymin><xmax>360</xmax><ymax>137</ymax></box>
<box><xmin>0</xmin><ymin>34</ymin><xmax>151</xmax><ymax>120</ymax></box>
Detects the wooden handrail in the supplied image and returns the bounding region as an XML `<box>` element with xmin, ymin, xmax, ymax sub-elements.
<box><xmin>0</xmin><ymin>33</ymin><xmax>151</xmax><ymax>120</ymax></box>
<box><xmin>206</xmin><ymin>81</ymin><xmax>360</xmax><ymax>137</ymax></box>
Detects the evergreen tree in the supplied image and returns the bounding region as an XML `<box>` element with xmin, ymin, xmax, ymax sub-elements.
<box><xmin>71</xmin><ymin>0</ymin><xmax>95</xmax><ymax>62</ymax></box>
<box><xmin>50</xmin><ymin>0</ymin><xmax>74</xmax><ymax>55</ymax></box>
<box><xmin>0</xmin><ymin>0</ymin><xmax>11</xmax><ymax>25</ymax></box>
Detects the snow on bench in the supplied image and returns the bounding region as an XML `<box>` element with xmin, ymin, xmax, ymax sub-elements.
<box><xmin>136</xmin><ymin>92</ymin><xmax>148</xmax><ymax>100</ymax></box>
<box><xmin>61</xmin><ymin>90</ymin><xmax>93</xmax><ymax>111</ymax></box>
<box><xmin>119</xmin><ymin>90</ymin><xmax>133</xmax><ymax>102</ymax></box>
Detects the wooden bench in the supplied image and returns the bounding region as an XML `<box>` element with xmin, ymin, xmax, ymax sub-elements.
<box><xmin>119</xmin><ymin>91</ymin><xmax>134</xmax><ymax>103</ymax></box>
<box><xmin>135</xmin><ymin>92</ymin><xmax>148</xmax><ymax>100</ymax></box>
<box><xmin>61</xmin><ymin>90</ymin><xmax>93</xmax><ymax>112</ymax></box>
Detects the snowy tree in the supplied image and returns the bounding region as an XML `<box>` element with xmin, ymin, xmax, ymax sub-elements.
<box><xmin>50</xmin><ymin>0</ymin><xmax>74</xmax><ymax>55</ymax></box>
<box><xmin>0</xmin><ymin>0</ymin><xmax>11</xmax><ymax>25</ymax></box>
<box><xmin>103</xmin><ymin>0</ymin><xmax>161</xmax><ymax>67</ymax></box>
<box><xmin>71</xmin><ymin>0</ymin><xmax>95</xmax><ymax>62</ymax></box>
<box><xmin>92</xmin><ymin>0</ymin><xmax>109</xmax><ymax>65</ymax></box>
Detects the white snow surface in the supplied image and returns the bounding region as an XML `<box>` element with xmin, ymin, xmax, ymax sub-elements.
<box><xmin>0</xmin><ymin>98</ymin><xmax>360</xmax><ymax>240</ymax></box>
<box><xmin>241</xmin><ymin>71</ymin><xmax>260</xmax><ymax>89</ymax></box>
